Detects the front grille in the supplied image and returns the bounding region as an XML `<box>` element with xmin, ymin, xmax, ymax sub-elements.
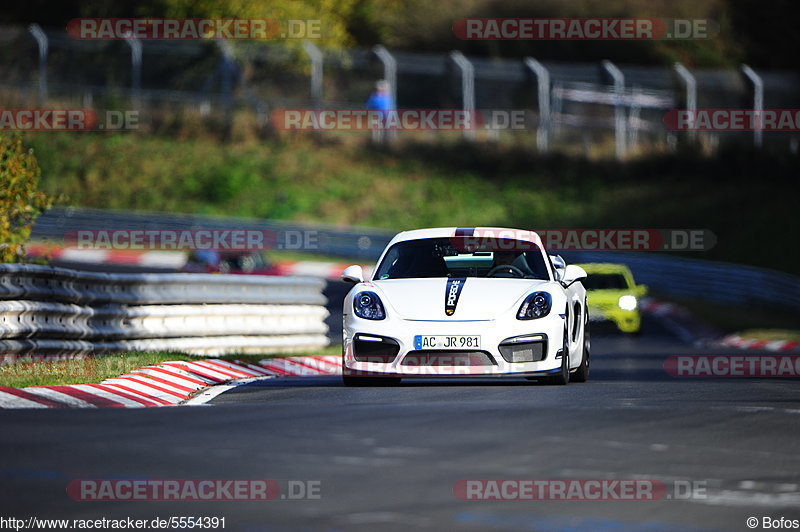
<box><xmin>353</xmin><ymin>335</ymin><xmax>400</xmax><ymax>363</ymax></box>
<box><xmin>400</xmin><ymin>350</ymin><xmax>497</xmax><ymax>366</ymax></box>
<box><xmin>498</xmin><ymin>338</ymin><xmax>547</xmax><ymax>363</ymax></box>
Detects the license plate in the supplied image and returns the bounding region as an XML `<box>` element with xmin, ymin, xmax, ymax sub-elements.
<box><xmin>414</xmin><ymin>335</ymin><xmax>481</xmax><ymax>350</ymax></box>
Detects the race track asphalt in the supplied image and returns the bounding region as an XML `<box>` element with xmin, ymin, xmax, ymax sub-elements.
<box><xmin>2</xmin><ymin>280</ymin><xmax>799</xmax><ymax>531</ymax></box>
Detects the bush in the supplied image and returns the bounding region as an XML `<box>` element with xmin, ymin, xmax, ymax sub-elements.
<box><xmin>0</xmin><ymin>134</ymin><xmax>52</xmax><ymax>263</ymax></box>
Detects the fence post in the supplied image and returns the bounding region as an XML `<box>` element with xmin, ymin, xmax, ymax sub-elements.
<box><xmin>524</xmin><ymin>57</ymin><xmax>550</xmax><ymax>153</ymax></box>
<box><xmin>214</xmin><ymin>39</ymin><xmax>237</xmax><ymax>135</ymax></box>
<box><xmin>450</xmin><ymin>51</ymin><xmax>476</xmax><ymax>140</ymax></box>
<box><xmin>602</xmin><ymin>59</ymin><xmax>626</xmax><ymax>160</ymax></box>
<box><xmin>124</xmin><ymin>34</ymin><xmax>143</xmax><ymax>110</ymax></box>
<box><xmin>372</xmin><ymin>45</ymin><xmax>397</xmax><ymax>108</ymax></box>
<box><xmin>27</xmin><ymin>24</ymin><xmax>48</xmax><ymax>104</ymax></box>
<box><xmin>373</xmin><ymin>45</ymin><xmax>397</xmax><ymax>143</ymax></box>
<box><xmin>303</xmin><ymin>41</ymin><xmax>323</xmax><ymax>108</ymax></box>
<box><xmin>741</xmin><ymin>64</ymin><xmax>764</xmax><ymax>149</ymax></box>
<box><xmin>673</xmin><ymin>62</ymin><xmax>697</xmax><ymax>144</ymax></box>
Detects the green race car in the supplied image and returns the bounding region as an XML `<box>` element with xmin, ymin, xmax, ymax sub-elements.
<box><xmin>575</xmin><ymin>263</ymin><xmax>647</xmax><ymax>334</ymax></box>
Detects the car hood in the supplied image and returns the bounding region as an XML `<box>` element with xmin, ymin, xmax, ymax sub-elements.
<box><xmin>586</xmin><ymin>289</ymin><xmax>633</xmax><ymax>304</ymax></box>
<box><xmin>371</xmin><ymin>278</ymin><xmax>551</xmax><ymax>320</ymax></box>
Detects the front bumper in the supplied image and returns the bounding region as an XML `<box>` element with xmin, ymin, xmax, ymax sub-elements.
<box><xmin>343</xmin><ymin>315</ymin><xmax>565</xmax><ymax>377</ymax></box>
<box><xmin>588</xmin><ymin>305</ymin><xmax>640</xmax><ymax>333</ymax></box>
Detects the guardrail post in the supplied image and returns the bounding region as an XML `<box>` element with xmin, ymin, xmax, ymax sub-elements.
<box><xmin>741</xmin><ymin>64</ymin><xmax>764</xmax><ymax>149</ymax></box>
<box><xmin>303</xmin><ymin>41</ymin><xmax>324</xmax><ymax>108</ymax></box>
<box><xmin>673</xmin><ymin>62</ymin><xmax>697</xmax><ymax>144</ymax></box>
<box><xmin>524</xmin><ymin>57</ymin><xmax>551</xmax><ymax>153</ymax></box>
<box><xmin>28</xmin><ymin>24</ymin><xmax>48</xmax><ymax>104</ymax></box>
<box><xmin>450</xmin><ymin>51</ymin><xmax>476</xmax><ymax>140</ymax></box>
<box><xmin>124</xmin><ymin>34</ymin><xmax>143</xmax><ymax>110</ymax></box>
<box><xmin>602</xmin><ymin>59</ymin><xmax>626</xmax><ymax>160</ymax></box>
<box><xmin>373</xmin><ymin>45</ymin><xmax>397</xmax><ymax>143</ymax></box>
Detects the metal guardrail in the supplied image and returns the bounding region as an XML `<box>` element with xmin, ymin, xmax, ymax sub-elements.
<box><xmin>564</xmin><ymin>250</ymin><xmax>800</xmax><ymax>311</ymax></box>
<box><xmin>31</xmin><ymin>206</ymin><xmax>394</xmax><ymax>262</ymax></box>
<box><xmin>0</xmin><ymin>263</ymin><xmax>329</xmax><ymax>359</ymax></box>
<box><xmin>0</xmin><ymin>262</ymin><xmax>327</xmax><ymax>304</ymax></box>
<box><xmin>31</xmin><ymin>207</ymin><xmax>800</xmax><ymax>311</ymax></box>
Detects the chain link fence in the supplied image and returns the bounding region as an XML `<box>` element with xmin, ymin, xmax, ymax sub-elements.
<box><xmin>2</xmin><ymin>24</ymin><xmax>800</xmax><ymax>156</ymax></box>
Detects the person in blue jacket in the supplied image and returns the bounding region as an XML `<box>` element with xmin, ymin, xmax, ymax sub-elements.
<box><xmin>366</xmin><ymin>79</ymin><xmax>393</xmax><ymax>143</ymax></box>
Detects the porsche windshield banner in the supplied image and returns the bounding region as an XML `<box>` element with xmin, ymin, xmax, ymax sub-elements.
<box><xmin>445</xmin><ymin>278</ymin><xmax>467</xmax><ymax>316</ymax></box>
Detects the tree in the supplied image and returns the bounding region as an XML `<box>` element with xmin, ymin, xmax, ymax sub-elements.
<box><xmin>0</xmin><ymin>134</ymin><xmax>53</xmax><ymax>263</ymax></box>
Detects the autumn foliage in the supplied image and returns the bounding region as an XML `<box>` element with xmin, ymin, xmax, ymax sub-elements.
<box><xmin>0</xmin><ymin>134</ymin><xmax>52</xmax><ymax>263</ymax></box>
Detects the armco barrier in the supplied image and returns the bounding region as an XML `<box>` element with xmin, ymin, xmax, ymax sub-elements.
<box><xmin>31</xmin><ymin>206</ymin><xmax>394</xmax><ymax>261</ymax></box>
<box><xmin>562</xmin><ymin>250</ymin><xmax>800</xmax><ymax>311</ymax></box>
<box><xmin>32</xmin><ymin>207</ymin><xmax>800</xmax><ymax>310</ymax></box>
<box><xmin>0</xmin><ymin>264</ymin><xmax>329</xmax><ymax>360</ymax></box>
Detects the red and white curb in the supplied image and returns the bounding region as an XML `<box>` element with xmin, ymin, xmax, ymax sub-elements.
<box><xmin>27</xmin><ymin>244</ymin><xmax>370</xmax><ymax>280</ymax></box>
<box><xmin>26</xmin><ymin>244</ymin><xmax>187</xmax><ymax>270</ymax></box>
<box><xmin>717</xmin><ymin>335</ymin><xmax>800</xmax><ymax>352</ymax></box>
<box><xmin>640</xmin><ymin>299</ymin><xmax>799</xmax><ymax>352</ymax></box>
<box><xmin>273</xmin><ymin>261</ymin><xmax>373</xmax><ymax>280</ymax></box>
<box><xmin>638</xmin><ymin>298</ymin><xmax>722</xmax><ymax>345</ymax></box>
<box><xmin>639</xmin><ymin>299</ymin><xmax>692</xmax><ymax>318</ymax></box>
<box><xmin>0</xmin><ymin>355</ymin><xmax>342</xmax><ymax>409</ymax></box>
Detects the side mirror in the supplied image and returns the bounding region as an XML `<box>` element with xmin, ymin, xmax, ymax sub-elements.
<box><xmin>341</xmin><ymin>265</ymin><xmax>364</xmax><ymax>284</ymax></box>
<box><xmin>549</xmin><ymin>254</ymin><xmax>566</xmax><ymax>280</ymax></box>
<box><xmin>562</xmin><ymin>265</ymin><xmax>587</xmax><ymax>287</ymax></box>
<box><xmin>636</xmin><ymin>284</ymin><xmax>649</xmax><ymax>297</ymax></box>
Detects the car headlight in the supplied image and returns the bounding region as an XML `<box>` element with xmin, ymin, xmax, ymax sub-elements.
<box><xmin>517</xmin><ymin>291</ymin><xmax>552</xmax><ymax>320</ymax></box>
<box><xmin>353</xmin><ymin>291</ymin><xmax>386</xmax><ymax>320</ymax></box>
<box><xmin>618</xmin><ymin>295</ymin><xmax>638</xmax><ymax>311</ymax></box>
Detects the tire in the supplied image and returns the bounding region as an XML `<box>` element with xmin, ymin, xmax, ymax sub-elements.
<box><xmin>545</xmin><ymin>328</ymin><xmax>570</xmax><ymax>385</ymax></box>
<box><xmin>343</xmin><ymin>376</ymin><xmax>401</xmax><ymax>387</ymax></box>
<box><xmin>572</xmin><ymin>321</ymin><xmax>590</xmax><ymax>383</ymax></box>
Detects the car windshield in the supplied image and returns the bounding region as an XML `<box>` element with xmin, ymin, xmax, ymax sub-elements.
<box><xmin>374</xmin><ymin>237</ymin><xmax>550</xmax><ymax>280</ymax></box>
<box><xmin>583</xmin><ymin>273</ymin><xmax>629</xmax><ymax>290</ymax></box>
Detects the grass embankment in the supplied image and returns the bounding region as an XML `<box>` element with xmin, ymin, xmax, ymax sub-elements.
<box><xmin>0</xmin><ymin>346</ymin><xmax>341</xmax><ymax>388</ymax></box>
<box><xmin>23</xmin><ymin>132</ymin><xmax>800</xmax><ymax>275</ymax></box>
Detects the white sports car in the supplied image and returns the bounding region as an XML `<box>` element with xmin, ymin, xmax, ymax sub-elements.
<box><xmin>340</xmin><ymin>227</ymin><xmax>590</xmax><ymax>386</ymax></box>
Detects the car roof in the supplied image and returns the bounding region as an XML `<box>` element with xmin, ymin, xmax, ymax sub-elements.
<box><xmin>388</xmin><ymin>227</ymin><xmax>544</xmax><ymax>247</ymax></box>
